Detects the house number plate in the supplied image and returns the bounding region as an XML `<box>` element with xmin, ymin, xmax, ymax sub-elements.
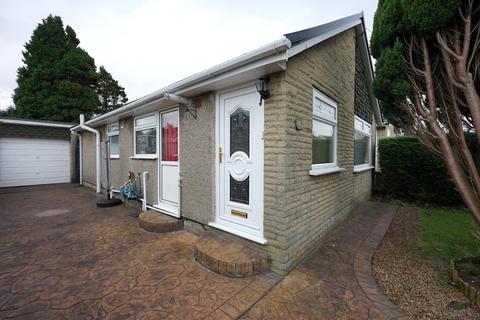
<box><xmin>231</xmin><ymin>209</ymin><xmax>248</xmax><ymax>219</ymax></box>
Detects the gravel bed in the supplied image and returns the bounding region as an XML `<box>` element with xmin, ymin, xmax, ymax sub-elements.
<box><xmin>372</xmin><ymin>207</ymin><xmax>480</xmax><ymax>319</ymax></box>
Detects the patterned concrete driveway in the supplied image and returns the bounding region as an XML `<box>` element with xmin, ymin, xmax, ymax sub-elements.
<box><xmin>240</xmin><ymin>202</ymin><xmax>405</xmax><ymax>320</ymax></box>
<box><xmin>0</xmin><ymin>184</ymin><xmax>402</xmax><ymax>320</ymax></box>
<box><xmin>0</xmin><ymin>185</ymin><xmax>279</xmax><ymax>320</ymax></box>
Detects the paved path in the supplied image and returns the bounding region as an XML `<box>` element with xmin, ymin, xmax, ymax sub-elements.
<box><xmin>0</xmin><ymin>185</ymin><xmax>402</xmax><ymax>319</ymax></box>
<box><xmin>0</xmin><ymin>185</ymin><xmax>280</xmax><ymax>320</ymax></box>
<box><xmin>240</xmin><ymin>202</ymin><xmax>405</xmax><ymax>320</ymax></box>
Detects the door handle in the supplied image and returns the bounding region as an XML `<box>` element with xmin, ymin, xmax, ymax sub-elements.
<box><xmin>219</xmin><ymin>147</ymin><xmax>224</xmax><ymax>163</ymax></box>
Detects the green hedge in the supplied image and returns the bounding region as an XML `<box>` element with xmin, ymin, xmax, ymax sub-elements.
<box><xmin>377</xmin><ymin>136</ymin><xmax>461</xmax><ymax>206</ymax></box>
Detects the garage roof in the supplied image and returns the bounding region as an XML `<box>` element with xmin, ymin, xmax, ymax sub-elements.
<box><xmin>0</xmin><ymin>118</ymin><xmax>74</xmax><ymax>128</ymax></box>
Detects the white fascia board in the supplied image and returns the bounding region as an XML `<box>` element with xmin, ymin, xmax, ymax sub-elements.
<box><xmin>176</xmin><ymin>53</ymin><xmax>288</xmax><ymax>96</ymax></box>
<box><xmin>85</xmin><ymin>37</ymin><xmax>291</xmax><ymax>127</ymax></box>
<box><xmin>0</xmin><ymin>119</ymin><xmax>73</xmax><ymax>128</ymax></box>
<box><xmin>286</xmin><ymin>19</ymin><xmax>362</xmax><ymax>59</ymax></box>
<box><xmin>86</xmin><ymin>53</ymin><xmax>288</xmax><ymax>128</ymax></box>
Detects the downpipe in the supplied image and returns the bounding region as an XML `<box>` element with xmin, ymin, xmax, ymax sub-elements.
<box><xmin>141</xmin><ymin>171</ymin><xmax>148</xmax><ymax>212</ymax></box>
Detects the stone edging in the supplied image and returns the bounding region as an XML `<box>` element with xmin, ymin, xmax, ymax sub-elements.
<box><xmin>353</xmin><ymin>206</ymin><xmax>406</xmax><ymax>319</ymax></box>
<box><xmin>450</xmin><ymin>257</ymin><xmax>480</xmax><ymax>307</ymax></box>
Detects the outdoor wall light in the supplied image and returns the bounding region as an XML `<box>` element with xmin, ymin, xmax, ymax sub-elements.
<box><xmin>295</xmin><ymin>115</ymin><xmax>304</xmax><ymax>130</ymax></box>
<box><xmin>255</xmin><ymin>77</ymin><xmax>270</xmax><ymax>106</ymax></box>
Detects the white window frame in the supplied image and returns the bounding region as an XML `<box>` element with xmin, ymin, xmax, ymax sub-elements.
<box><xmin>310</xmin><ymin>89</ymin><xmax>344</xmax><ymax>176</ymax></box>
<box><xmin>353</xmin><ymin>115</ymin><xmax>374</xmax><ymax>172</ymax></box>
<box><xmin>107</xmin><ymin>123</ymin><xmax>120</xmax><ymax>159</ymax></box>
<box><xmin>132</xmin><ymin>113</ymin><xmax>158</xmax><ymax>159</ymax></box>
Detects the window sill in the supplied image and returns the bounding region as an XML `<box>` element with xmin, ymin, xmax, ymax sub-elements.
<box><xmin>110</xmin><ymin>155</ymin><xmax>120</xmax><ymax>159</ymax></box>
<box><xmin>130</xmin><ymin>155</ymin><xmax>158</xmax><ymax>160</ymax></box>
<box><xmin>309</xmin><ymin>166</ymin><xmax>345</xmax><ymax>176</ymax></box>
<box><xmin>353</xmin><ymin>165</ymin><xmax>374</xmax><ymax>173</ymax></box>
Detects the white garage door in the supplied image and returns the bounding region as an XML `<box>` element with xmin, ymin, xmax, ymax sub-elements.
<box><xmin>0</xmin><ymin>137</ymin><xmax>70</xmax><ymax>187</ymax></box>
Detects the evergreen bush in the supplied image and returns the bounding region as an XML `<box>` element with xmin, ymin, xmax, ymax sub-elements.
<box><xmin>377</xmin><ymin>136</ymin><xmax>462</xmax><ymax>206</ymax></box>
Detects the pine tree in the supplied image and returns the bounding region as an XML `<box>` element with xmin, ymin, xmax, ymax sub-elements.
<box><xmin>13</xmin><ymin>15</ymin><xmax>99</xmax><ymax>122</ymax></box>
<box><xmin>96</xmin><ymin>66</ymin><xmax>128</xmax><ymax>114</ymax></box>
<box><xmin>0</xmin><ymin>106</ymin><xmax>16</xmax><ymax>117</ymax></box>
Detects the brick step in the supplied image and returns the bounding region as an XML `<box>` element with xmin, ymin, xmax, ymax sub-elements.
<box><xmin>194</xmin><ymin>232</ymin><xmax>269</xmax><ymax>277</ymax></box>
<box><xmin>138</xmin><ymin>212</ymin><xmax>183</xmax><ymax>233</ymax></box>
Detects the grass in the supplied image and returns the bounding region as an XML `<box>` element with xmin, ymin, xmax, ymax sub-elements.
<box><xmin>418</xmin><ymin>207</ymin><xmax>480</xmax><ymax>264</ymax></box>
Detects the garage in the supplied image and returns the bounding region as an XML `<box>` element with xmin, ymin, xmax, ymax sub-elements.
<box><xmin>0</xmin><ymin>118</ymin><xmax>74</xmax><ymax>188</ymax></box>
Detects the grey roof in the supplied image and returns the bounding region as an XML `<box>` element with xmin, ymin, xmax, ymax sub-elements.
<box><xmin>285</xmin><ymin>12</ymin><xmax>364</xmax><ymax>45</ymax></box>
<box><xmin>0</xmin><ymin>117</ymin><xmax>75</xmax><ymax>128</ymax></box>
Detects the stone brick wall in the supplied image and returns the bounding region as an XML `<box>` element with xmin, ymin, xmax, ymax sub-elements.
<box><xmin>263</xmin><ymin>28</ymin><xmax>373</xmax><ymax>274</ymax></box>
<box><xmin>262</xmin><ymin>71</ymin><xmax>290</xmax><ymax>269</ymax></box>
<box><xmin>353</xmin><ymin>170</ymin><xmax>372</xmax><ymax>203</ymax></box>
<box><xmin>352</xmin><ymin>35</ymin><xmax>374</xmax><ymax>204</ymax></box>
<box><xmin>354</xmin><ymin>40</ymin><xmax>373</xmax><ymax>123</ymax></box>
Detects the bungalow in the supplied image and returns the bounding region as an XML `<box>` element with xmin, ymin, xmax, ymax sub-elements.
<box><xmin>71</xmin><ymin>12</ymin><xmax>382</xmax><ymax>274</ymax></box>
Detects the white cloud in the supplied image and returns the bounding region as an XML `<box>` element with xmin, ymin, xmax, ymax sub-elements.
<box><xmin>0</xmin><ymin>0</ymin><xmax>378</xmax><ymax>110</ymax></box>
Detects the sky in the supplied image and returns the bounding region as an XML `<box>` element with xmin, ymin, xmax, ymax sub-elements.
<box><xmin>0</xmin><ymin>0</ymin><xmax>378</xmax><ymax>110</ymax></box>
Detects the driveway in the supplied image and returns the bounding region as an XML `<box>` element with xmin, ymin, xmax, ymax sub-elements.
<box><xmin>0</xmin><ymin>185</ymin><xmax>279</xmax><ymax>319</ymax></box>
<box><xmin>0</xmin><ymin>185</ymin><xmax>402</xmax><ymax>320</ymax></box>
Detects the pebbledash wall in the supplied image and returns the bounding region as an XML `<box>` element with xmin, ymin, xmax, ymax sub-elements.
<box><xmin>262</xmin><ymin>28</ymin><xmax>374</xmax><ymax>273</ymax></box>
<box><xmin>179</xmin><ymin>93</ymin><xmax>216</xmax><ymax>225</ymax></box>
<box><xmin>81</xmin><ymin>118</ymin><xmax>158</xmax><ymax>203</ymax></box>
<box><xmin>80</xmin><ymin>27</ymin><xmax>374</xmax><ymax>274</ymax></box>
<box><xmin>81</xmin><ymin>92</ymin><xmax>217</xmax><ymax>223</ymax></box>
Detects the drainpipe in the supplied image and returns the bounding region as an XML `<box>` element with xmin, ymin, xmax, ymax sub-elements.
<box><xmin>141</xmin><ymin>171</ymin><xmax>148</xmax><ymax>212</ymax></box>
<box><xmin>71</xmin><ymin>132</ymin><xmax>83</xmax><ymax>185</ymax></box>
<box><xmin>78</xmin><ymin>114</ymin><xmax>101</xmax><ymax>193</ymax></box>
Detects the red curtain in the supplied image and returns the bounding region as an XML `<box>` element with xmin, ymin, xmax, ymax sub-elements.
<box><xmin>162</xmin><ymin>114</ymin><xmax>178</xmax><ymax>161</ymax></box>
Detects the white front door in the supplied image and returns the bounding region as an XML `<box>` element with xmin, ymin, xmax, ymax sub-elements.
<box><xmin>155</xmin><ymin>109</ymin><xmax>180</xmax><ymax>217</ymax></box>
<box><xmin>215</xmin><ymin>85</ymin><xmax>265</xmax><ymax>243</ymax></box>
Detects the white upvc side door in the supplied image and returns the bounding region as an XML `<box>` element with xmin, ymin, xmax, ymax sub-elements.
<box><xmin>155</xmin><ymin>109</ymin><xmax>180</xmax><ymax>217</ymax></box>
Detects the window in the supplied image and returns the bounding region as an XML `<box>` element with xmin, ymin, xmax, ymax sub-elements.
<box><xmin>107</xmin><ymin>123</ymin><xmax>119</xmax><ymax>158</ymax></box>
<box><xmin>134</xmin><ymin>114</ymin><xmax>157</xmax><ymax>157</ymax></box>
<box><xmin>354</xmin><ymin>116</ymin><xmax>372</xmax><ymax>172</ymax></box>
<box><xmin>161</xmin><ymin>111</ymin><xmax>179</xmax><ymax>161</ymax></box>
<box><xmin>310</xmin><ymin>89</ymin><xmax>343</xmax><ymax>175</ymax></box>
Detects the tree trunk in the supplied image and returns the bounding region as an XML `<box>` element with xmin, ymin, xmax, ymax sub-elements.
<box><xmin>421</xmin><ymin>38</ymin><xmax>480</xmax><ymax>225</ymax></box>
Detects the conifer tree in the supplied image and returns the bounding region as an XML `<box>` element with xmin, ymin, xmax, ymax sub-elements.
<box><xmin>12</xmin><ymin>15</ymin><xmax>127</xmax><ymax>122</ymax></box>
<box><xmin>96</xmin><ymin>66</ymin><xmax>128</xmax><ymax>114</ymax></box>
<box><xmin>371</xmin><ymin>0</ymin><xmax>480</xmax><ymax>223</ymax></box>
